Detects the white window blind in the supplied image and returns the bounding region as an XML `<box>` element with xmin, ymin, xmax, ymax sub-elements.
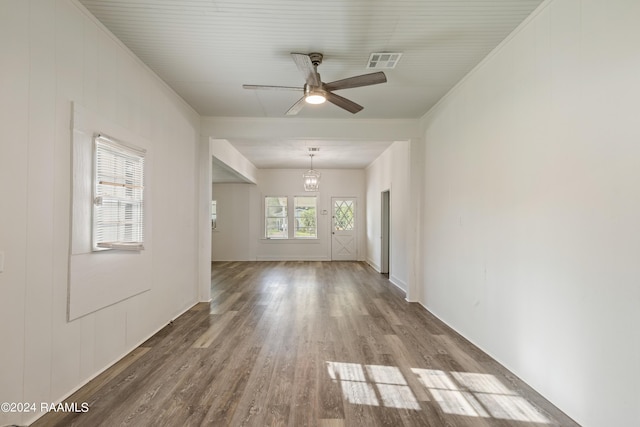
<box><xmin>93</xmin><ymin>134</ymin><xmax>146</xmax><ymax>251</ymax></box>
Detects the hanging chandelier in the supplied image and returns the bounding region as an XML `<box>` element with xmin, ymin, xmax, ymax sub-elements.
<box><xmin>303</xmin><ymin>153</ymin><xmax>320</xmax><ymax>192</ymax></box>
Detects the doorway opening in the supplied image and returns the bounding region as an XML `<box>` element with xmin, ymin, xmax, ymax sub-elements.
<box><xmin>381</xmin><ymin>190</ymin><xmax>390</xmax><ymax>274</ymax></box>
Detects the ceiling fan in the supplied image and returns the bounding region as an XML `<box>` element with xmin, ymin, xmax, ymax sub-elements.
<box><xmin>243</xmin><ymin>53</ymin><xmax>387</xmax><ymax>115</ymax></box>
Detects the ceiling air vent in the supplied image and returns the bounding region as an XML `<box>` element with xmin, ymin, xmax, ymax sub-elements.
<box><xmin>366</xmin><ymin>52</ymin><xmax>402</xmax><ymax>69</ymax></box>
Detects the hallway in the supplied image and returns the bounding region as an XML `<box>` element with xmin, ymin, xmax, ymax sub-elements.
<box><xmin>34</xmin><ymin>262</ymin><xmax>577</xmax><ymax>426</ymax></box>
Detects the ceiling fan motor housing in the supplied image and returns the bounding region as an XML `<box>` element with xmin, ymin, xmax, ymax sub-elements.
<box><xmin>309</xmin><ymin>52</ymin><xmax>323</xmax><ymax>66</ymax></box>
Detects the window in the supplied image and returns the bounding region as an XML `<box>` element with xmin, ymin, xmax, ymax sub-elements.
<box><xmin>93</xmin><ymin>134</ymin><xmax>145</xmax><ymax>251</ymax></box>
<box><xmin>265</xmin><ymin>196</ymin><xmax>288</xmax><ymax>239</ymax></box>
<box><xmin>211</xmin><ymin>200</ymin><xmax>217</xmax><ymax>230</ymax></box>
<box><xmin>294</xmin><ymin>196</ymin><xmax>317</xmax><ymax>238</ymax></box>
<box><xmin>264</xmin><ymin>196</ymin><xmax>317</xmax><ymax>239</ymax></box>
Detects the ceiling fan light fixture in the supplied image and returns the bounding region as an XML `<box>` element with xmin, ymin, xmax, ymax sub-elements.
<box><xmin>305</xmin><ymin>93</ymin><xmax>326</xmax><ymax>104</ymax></box>
<box><xmin>304</xmin><ymin>86</ymin><xmax>326</xmax><ymax>104</ymax></box>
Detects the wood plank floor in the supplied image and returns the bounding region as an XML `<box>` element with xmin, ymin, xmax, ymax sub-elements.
<box><xmin>33</xmin><ymin>261</ymin><xmax>579</xmax><ymax>427</ymax></box>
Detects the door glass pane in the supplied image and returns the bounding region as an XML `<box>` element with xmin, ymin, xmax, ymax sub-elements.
<box><xmin>334</xmin><ymin>200</ymin><xmax>355</xmax><ymax>231</ymax></box>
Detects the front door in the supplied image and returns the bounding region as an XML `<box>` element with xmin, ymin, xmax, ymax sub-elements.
<box><xmin>331</xmin><ymin>198</ymin><xmax>356</xmax><ymax>260</ymax></box>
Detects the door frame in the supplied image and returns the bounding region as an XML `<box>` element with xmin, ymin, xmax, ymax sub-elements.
<box><xmin>381</xmin><ymin>190</ymin><xmax>390</xmax><ymax>274</ymax></box>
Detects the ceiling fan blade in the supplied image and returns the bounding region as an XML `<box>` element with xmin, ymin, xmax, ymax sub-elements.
<box><xmin>291</xmin><ymin>53</ymin><xmax>320</xmax><ymax>87</ymax></box>
<box><xmin>243</xmin><ymin>84</ymin><xmax>303</xmax><ymax>91</ymax></box>
<box><xmin>323</xmin><ymin>71</ymin><xmax>387</xmax><ymax>91</ymax></box>
<box><xmin>285</xmin><ymin>96</ymin><xmax>307</xmax><ymax>116</ymax></box>
<box><xmin>325</xmin><ymin>91</ymin><xmax>363</xmax><ymax>114</ymax></box>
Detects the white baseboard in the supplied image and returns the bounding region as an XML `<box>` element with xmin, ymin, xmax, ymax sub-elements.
<box><xmin>389</xmin><ymin>275</ymin><xmax>407</xmax><ymax>292</ymax></box>
<box><xmin>366</xmin><ymin>258</ymin><xmax>381</xmax><ymax>272</ymax></box>
<box><xmin>364</xmin><ymin>260</ymin><xmax>407</xmax><ymax>297</ymax></box>
<box><xmin>255</xmin><ymin>255</ymin><xmax>330</xmax><ymax>261</ymax></box>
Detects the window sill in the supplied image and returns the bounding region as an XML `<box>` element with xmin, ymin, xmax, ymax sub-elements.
<box><xmin>261</xmin><ymin>238</ymin><xmax>320</xmax><ymax>244</ymax></box>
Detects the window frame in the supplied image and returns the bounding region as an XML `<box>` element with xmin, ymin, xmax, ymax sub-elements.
<box><xmin>92</xmin><ymin>134</ymin><xmax>146</xmax><ymax>251</ymax></box>
<box><xmin>264</xmin><ymin>195</ymin><xmax>318</xmax><ymax>240</ymax></box>
<box><xmin>293</xmin><ymin>196</ymin><xmax>317</xmax><ymax>239</ymax></box>
<box><xmin>264</xmin><ymin>196</ymin><xmax>289</xmax><ymax>239</ymax></box>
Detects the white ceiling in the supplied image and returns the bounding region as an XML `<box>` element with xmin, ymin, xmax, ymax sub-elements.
<box><xmin>79</xmin><ymin>0</ymin><xmax>543</xmax><ymax>173</ymax></box>
<box><xmin>230</xmin><ymin>138</ymin><xmax>396</xmax><ymax>169</ymax></box>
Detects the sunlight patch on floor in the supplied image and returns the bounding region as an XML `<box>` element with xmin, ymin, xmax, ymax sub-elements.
<box><xmin>326</xmin><ymin>361</ymin><xmax>550</xmax><ymax>423</ymax></box>
<box><xmin>412</xmin><ymin>368</ymin><xmax>550</xmax><ymax>424</ymax></box>
<box><xmin>326</xmin><ymin>362</ymin><xmax>420</xmax><ymax>410</ymax></box>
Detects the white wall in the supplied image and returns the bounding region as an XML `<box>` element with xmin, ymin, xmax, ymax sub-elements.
<box><xmin>211</xmin><ymin>169</ymin><xmax>366</xmax><ymax>261</ymax></box>
<box><xmin>365</xmin><ymin>141</ymin><xmax>410</xmax><ymax>291</ymax></box>
<box><xmin>0</xmin><ymin>2</ymin><xmax>201</xmax><ymax>425</ymax></box>
<box><xmin>417</xmin><ymin>0</ymin><xmax>640</xmax><ymax>425</ymax></box>
<box><xmin>256</xmin><ymin>169</ymin><xmax>366</xmax><ymax>261</ymax></box>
